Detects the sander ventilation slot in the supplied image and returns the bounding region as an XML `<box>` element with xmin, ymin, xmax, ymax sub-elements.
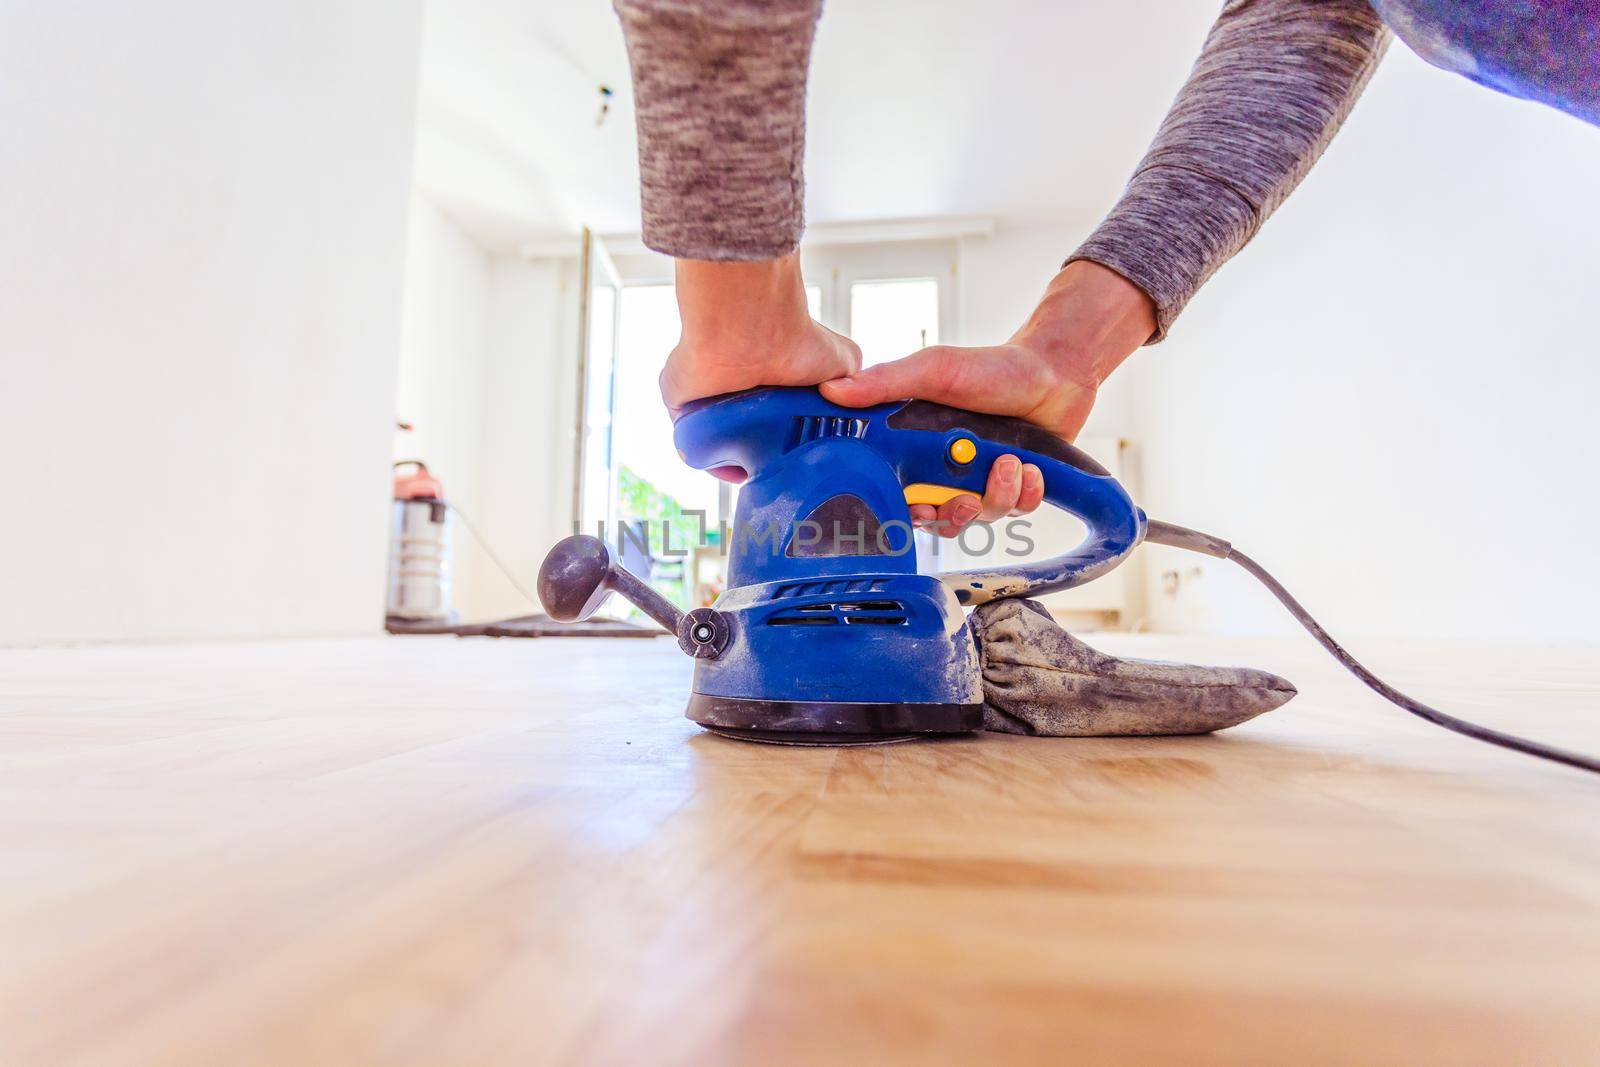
<box><xmin>767</xmin><ymin>600</ymin><xmax>908</xmax><ymax>626</ymax></box>
<box><xmin>771</xmin><ymin>578</ymin><xmax>890</xmax><ymax>598</ymax></box>
<box><xmin>790</xmin><ymin>415</ymin><xmax>868</xmax><ymax>448</ymax></box>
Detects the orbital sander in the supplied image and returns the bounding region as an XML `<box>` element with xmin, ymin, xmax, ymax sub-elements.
<box><xmin>538</xmin><ymin>387</ymin><xmax>1600</xmax><ymax>774</ymax></box>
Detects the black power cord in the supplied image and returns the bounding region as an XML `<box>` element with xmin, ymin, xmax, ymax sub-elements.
<box><xmin>1145</xmin><ymin>520</ymin><xmax>1600</xmax><ymax>776</ymax></box>
<box><xmin>446</xmin><ymin>501</ymin><xmax>541</xmax><ymax>608</ymax></box>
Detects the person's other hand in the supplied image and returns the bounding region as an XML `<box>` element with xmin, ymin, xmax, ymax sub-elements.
<box><xmin>820</xmin><ymin>260</ymin><xmax>1155</xmax><ymax>536</ymax></box>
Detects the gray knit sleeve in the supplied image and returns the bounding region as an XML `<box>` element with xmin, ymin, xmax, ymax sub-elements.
<box><xmin>615</xmin><ymin>0</ymin><xmax>823</xmax><ymax>261</ymax></box>
<box><xmin>1070</xmin><ymin>0</ymin><xmax>1391</xmax><ymax>341</ymax></box>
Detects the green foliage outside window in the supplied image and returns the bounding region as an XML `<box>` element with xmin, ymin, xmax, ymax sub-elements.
<box><xmin>615</xmin><ymin>465</ymin><xmax>715</xmax><ymax>611</ymax></box>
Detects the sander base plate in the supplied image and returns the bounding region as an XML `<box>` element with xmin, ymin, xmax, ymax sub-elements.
<box><xmin>700</xmin><ymin>725</ymin><xmax>919</xmax><ymax>747</ymax></box>
<box><xmin>686</xmin><ymin>693</ymin><xmax>983</xmax><ymax>744</ymax></box>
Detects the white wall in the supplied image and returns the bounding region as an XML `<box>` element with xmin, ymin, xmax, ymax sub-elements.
<box><xmin>391</xmin><ymin>200</ymin><xmax>581</xmax><ymax>623</ymax></box>
<box><xmin>1133</xmin><ymin>48</ymin><xmax>1600</xmax><ymax>641</ymax></box>
<box><xmin>464</xmin><ymin>253</ymin><xmax>581</xmax><ymax>620</ymax></box>
<box><xmin>0</xmin><ymin>1</ymin><xmax>423</xmax><ymax>646</ymax></box>
<box><xmin>394</xmin><ymin>196</ymin><xmax>491</xmax><ymax>616</ymax></box>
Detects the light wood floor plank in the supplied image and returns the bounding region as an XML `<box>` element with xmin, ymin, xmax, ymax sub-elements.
<box><xmin>0</xmin><ymin>634</ymin><xmax>1595</xmax><ymax>1065</ymax></box>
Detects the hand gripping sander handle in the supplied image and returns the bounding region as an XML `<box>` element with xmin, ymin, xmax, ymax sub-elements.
<box><xmin>673</xmin><ymin>387</ymin><xmax>1147</xmax><ymax>604</ymax></box>
<box><xmin>537</xmin><ymin>535</ymin><xmax>732</xmax><ymax>659</ymax></box>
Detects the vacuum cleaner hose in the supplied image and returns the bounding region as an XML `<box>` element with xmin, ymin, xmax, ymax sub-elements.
<box><xmin>1145</xmin><ymin>520</ymin><xmax>1600</xmax><ymax>776</ymax></box>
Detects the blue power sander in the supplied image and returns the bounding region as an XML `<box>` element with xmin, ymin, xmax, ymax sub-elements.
<box><xmin>539</xmin><ymin>387</ymin><xmax>1600</xmax><ymax>773</ymax></box>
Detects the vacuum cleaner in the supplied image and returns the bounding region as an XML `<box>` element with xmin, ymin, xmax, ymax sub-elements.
<box><xmin>538</xmin><ymin>386</ymin><xmax>1600</xmax><ymax>774</ymax></box>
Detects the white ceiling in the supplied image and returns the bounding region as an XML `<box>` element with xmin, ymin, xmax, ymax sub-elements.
<box><xmin>415</xmin><ymin>0</ymin><xmax>1220</xmax><ymax>251</ymax></box>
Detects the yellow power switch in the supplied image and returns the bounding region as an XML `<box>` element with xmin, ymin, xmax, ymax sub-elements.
<box><xmin>948</xmin><ymin>437</ymin><xmax>977</xmax><ymax>465</ymax></box>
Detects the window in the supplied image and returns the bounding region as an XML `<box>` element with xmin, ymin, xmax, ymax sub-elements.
<box><xmin>585</xmin><ymin>238</ymin><xmax>960</xmax><ymax>608</ymax></box>
<box><xmin>579</xmin><ymin>282</ymin><xmax>617</xmax><ymax>531</ymax></box>
<box><xmin>849</xmin><ymin>278</ymin><xmax>939</xmax><ymax>367</ymax></box>
<box><xmin>803</xmin><ymin>238</ymin><xmax>954</xmax><ymax>366</ymax></box>
<box><xmin>612</xmin><ymin>285</ymin><xmax>716</xmax><ymax>521</ymax></box>
<box><xmin>607</xmin><ymin>284</ymin><xmax>718</xmax><ymax>609</ymax></box>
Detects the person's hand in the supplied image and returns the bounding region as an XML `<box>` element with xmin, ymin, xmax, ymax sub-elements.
<box><xmin>820</xmin><ymin>260</ymin><xmax>1155</xmax><ymax>536</ymax></box>
<box><xmin>661</xmin><ymin>252</ymin><xmax>859</xmax><ymax>419</ymax></box>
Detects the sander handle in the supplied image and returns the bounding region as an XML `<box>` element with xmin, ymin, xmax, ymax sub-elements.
<box><xmin>673</xmin><ymin>387</ymin><xmax>1146</xmax><ymax>604</ymax></box>
<box><xmin>537</xmin><ymin>535</ymin><xmax>733</xmax><ymax>659</ymax></box>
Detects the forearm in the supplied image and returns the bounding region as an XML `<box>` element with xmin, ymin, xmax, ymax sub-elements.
<box><xmin>615</xmin><ymin>0</ymin><xmax>823</xmax><ymax>260</ymax></box>
<box><xmin>1071</xmin><ymin>0</ymin><xmax>1391</xmax><ymax>341</ymax></box>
